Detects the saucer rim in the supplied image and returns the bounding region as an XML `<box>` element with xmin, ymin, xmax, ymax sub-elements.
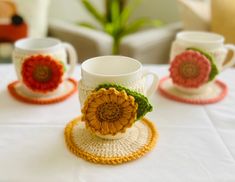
<box><xmin>7</xmin><ymin>78</ymin><xmax>78</xmax><ymax>104</ymax></box>
<box><xmin>64</xmin><ymin>116</ymin><xmax>158</xmax><ymax>165</ymax></box>
<box><xmin>158</xmin><ymin>76</ymin><xmax>228</xmax><ymax>105</ymax></box>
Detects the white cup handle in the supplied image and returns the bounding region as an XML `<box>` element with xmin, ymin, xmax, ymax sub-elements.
<box><xmin>63</xmin><ymin>42</ymin><xmax>77</xmax><ymax>78</ymax></box>
<box><xmin>142</xmin><ymin>70</ymin><xmax>159</xmax><ymax>97</ymax></box>
<box><xmin>222</xmin><ymin>44</ymin><xmax>235</xmax><ymax>70</ymax></box>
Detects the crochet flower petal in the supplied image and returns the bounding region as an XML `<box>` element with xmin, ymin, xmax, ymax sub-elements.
<box><xmin>95</xmin><ymin>83</ymin><xmax>153</xmax><ymax>120</ymax></box>
<box><xmin>82</xmin><ymin>88</ymin><xmax>138</xmax><ymax>136</ymax></box>
<box><xmin>21</xmin><ymin>55</ymin><xmax>63</xmax><ymax>93</ymax></box>
<box><xmin>169</xmin><ymin>50</ymin><xmax>211</xmax><ymax>88</ymax></box>
<box><xmin>187</xmin><ymin>47</ymin><xmax>219</xmax><ymax>81</ymax></box>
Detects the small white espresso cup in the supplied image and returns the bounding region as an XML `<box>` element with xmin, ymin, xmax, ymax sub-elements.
<box><xmin>170</xmin><ymin>31</ymin><xmax>235</xmax><ymax>94</ymax></box>
<box><xmin>78</xmin><ymin>56</ymin><xmax>159</xmax><ymax>107</ymax></box>
<box><xmin>13</xmin><ymin>37</ymin><xmax>77</xmax><ymax>97</ymax></box>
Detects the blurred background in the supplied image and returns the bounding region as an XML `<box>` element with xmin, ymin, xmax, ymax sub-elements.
<box><xmin>0</xmin><ymin>0</ymin><xmax>233</xmax><ymax>64</ymax></box>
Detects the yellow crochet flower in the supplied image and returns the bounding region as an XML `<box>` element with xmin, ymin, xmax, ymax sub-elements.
<box><xmin>82</xmin><ymin>88</ymin><xmax>138</xmax><ymax>135</ymax></box>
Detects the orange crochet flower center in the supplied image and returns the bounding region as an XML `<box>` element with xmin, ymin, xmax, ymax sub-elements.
<box><xmin>179</xmin><ymin>62</ymin><xmax>200</xmax><ymax>78</ymax></box>
<box><xmin>21</xmin><ymin>55</ymin><xmax>64</xmax><ymax>93</ymax></box>
<box><xmin>97</xmin><ymin>102</ymin><xmax>122</xmax><ymax>122</ymax></box>
<box><xmin>82</xmin><ymin>88</ymin><xmax>138</xmax><ymax>136</ymax></box>
<box><xmin>33</xmin><ymin>65</ymin><xmax>52</xmax><ymax>82</ymax></box>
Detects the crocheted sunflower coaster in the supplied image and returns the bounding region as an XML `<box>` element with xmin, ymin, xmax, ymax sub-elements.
<box><xmin>64</xmin><ymin>116</ymin><xmax>158</xmax><ymax>165</ymax></box>
<box><xmin>8</xmin><ymin>78</ymin><xmax>77</xmax><ymax>104</ymax></box>
<box><xmin>82</xmin><ymin>85</ymin><xmax>153</xmax><ymax>136</ymax></box>
<box><xmin>158</xmin><ymin>77</ymin><xmax>227</xmax><ymax>104</ymax></box>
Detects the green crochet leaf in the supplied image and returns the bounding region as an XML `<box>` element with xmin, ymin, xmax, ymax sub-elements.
<box><xmin>59</xmin><ymin>61</ymin><xmax>66</xmax><ymax>72</ymax></box>
<box><xmin>95</xmin><ymin>83</ymin><xmax>153</xmax><ymax>120</ymax></box>
<box><xmin>187</xmin><ymin>47</ymin><xmax>219</xmax><ymax>81</ymax></box>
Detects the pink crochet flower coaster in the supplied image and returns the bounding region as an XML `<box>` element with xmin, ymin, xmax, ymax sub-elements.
<box><xmin>170</xmin><ymin>50</ymin><xmax>211</xmax><ymax>88</ymax></box>
<box><xmin>158</xmin><ymin>77</ymin><xmax>228</xmax><ymax>105</ymax></box>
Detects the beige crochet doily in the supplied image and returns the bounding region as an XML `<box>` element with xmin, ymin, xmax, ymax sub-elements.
<box><xmin>64</xmin><ymin>116</ymin><xmax>158</xmax><ymax>165</ymax></box>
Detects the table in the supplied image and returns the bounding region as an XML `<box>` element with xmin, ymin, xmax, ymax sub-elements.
<box><xmin>0</xmin><ymin>64</ymin><xmax>235</xmax><ymax>182</ymax></box>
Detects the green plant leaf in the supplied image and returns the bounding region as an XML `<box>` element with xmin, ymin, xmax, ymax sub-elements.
<box><xmin>187</xmin><ymin>47</ymin><xmax>219</xmax><ymax>81</ymax></box>
<box><xmin>120</xmin><ymin>0</ymin><xmax>141</xmax><ymax>26</ymax></box>
<box><xmin>79</xmin><ymin>0</ymin><xmax>162</xmax><ymax>55</ymax></box>
<box><xmin>78</xmin><ymin>22</ymin><xmax>97</xmax><ymax>29</ymax></box>
<box><xmin>59</xmin><ymin>61</ymin><xmax>66</xmax><ymax>72</ymax></box>
<box><xmin>122</xmin><ymin>18</ymin><xmax>149</xmax><ymax>36</ymax></box>
<box><xmin>122</xmin><ymin>18</ymin><xmax>162</xmax><ymax>37</ymax></box>
<box><xmin>81</xmin><ymin>0</ymin><xmax>105</xmax><ymax>25</ymax></box>
<box><xmin>125</xmin><ymin>19</ymin><xmax>145</xmax><ymax>35</ymax></box>
<box><xmin>151</xmin><ymin>19</ymin><xmax>163</xmax><ymax>27</ymax></box>
<box><xmin>95</xmin><ymin>83</ymin><xmax>153</xmax><ymax>120</ymax></box>
<box><xmin>110</xmin><ymin>0</ymin><xmax>122</xmax><ymax>37</ymax></box>
<box><xmin>104</xmin><ymin>23</ymin><xmax>114</xmax><ymax>35</ymax></box>
<box><xmin>111</xmin><ymin>0</ymin><xmax>120</xmax><ymax>22</ymax></box>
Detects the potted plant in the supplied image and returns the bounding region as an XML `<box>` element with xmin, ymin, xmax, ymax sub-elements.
<box><xmin>79</xmin><ymin>0</ymin><xmax>162</xmax><ymax>54</ymax></box>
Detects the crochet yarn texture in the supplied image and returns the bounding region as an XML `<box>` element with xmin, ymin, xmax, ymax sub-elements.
<box><xmin>96</xmin><ymin>83</ymin><xmax>153</xmax><ymax>120</ymax></box>
<box><xmin>158</xmin><ymin>77</ymin><xmax>227</xmax><ymax>104</ymax></box>
<box><xmin>64</xmin><ymin>116</ymin><xmax>158</xmax><ymax>165</ymax></box>
<box><xmin>8</xmin><ymin>78</ymin><xmax>77</xmax><ymax>104</ymax></box>
<box><xmin>170</xmin><ymin>50</ymin><xmax>211</xmax><ymax>88</ymax></box>
<box><xmin>187</xmin><ymin>47</ymin><xmax>219</xmax><ymax>81</ymax></box>
<box><xmin>170</xmin><ymin>48</ymin><xmax>219</xmax><ymax>88</ymax></box>
<box><xmin>21</xmin><ymin>55</ymin><xmax>64</xmax><ymax>93</ymax></box>
<box><xmin>82</xmin><ymin>87</ymin><xmax>138</xmax><ymax>136</ymax></box>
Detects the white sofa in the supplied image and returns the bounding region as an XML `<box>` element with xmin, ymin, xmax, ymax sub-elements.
<box><xmin>49</xmin><ymin>19</ymin><xmax>182</xmax><ymax>64</ymax></box>
<box><xmin>48</xmin><ymin>19</ymin><xmax>113</xmax><ymax>62</ymax></box>
<box><xmin>120</xmin><ymin>22</ymin><xmax>182</xmax><ymax>64</ymax></box>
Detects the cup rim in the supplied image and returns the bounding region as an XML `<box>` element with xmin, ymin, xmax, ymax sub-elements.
<box><xmin>81</xmin><ymin>55</ymin><xmax>142</xmax><ymax>77</ymax></box>
<box><xmin>14</xmin><ymin>37</ymin><xmax>62</xmax><ymax>52</ymax></box>
<box><xmin>177</xmin><ymin>31</ymin><xmax>224</xmax><ymax>45</ymax></box>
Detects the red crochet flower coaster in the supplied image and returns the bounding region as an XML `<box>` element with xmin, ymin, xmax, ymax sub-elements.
<box><xmin>158</xmin><ymin>77</ymin><xmax>227</xmax><ymax>105</ymax></box>
<box><xmin>8</xmin><ymin>78</ymin><xmax>77</xmax><ymax>104</ymax></box>
<box><xmin>21</xmin><ymin>55</ymin><xmax>64</xmax><ymax>93</ymax></box>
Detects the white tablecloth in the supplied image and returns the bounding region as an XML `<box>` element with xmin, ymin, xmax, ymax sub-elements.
<box><xmin>0</xmin><ymin>64</ymin><xmax>235</xmax><ymax>182</ymax></box>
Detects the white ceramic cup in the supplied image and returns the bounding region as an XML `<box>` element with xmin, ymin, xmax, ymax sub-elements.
<box><xmin>78</xmin><ymin>56</ymin><xmax>159</xmax><ymax>108</ymax></box>
<box><xmin>13</xmin><ymin>37</ymin><xmax>77</xmax><ymax>97</ymax></box>
<box><xmin>170</xmin><ymin>31</ymin><xmax>235</xmax><ymax>94</ymax></box>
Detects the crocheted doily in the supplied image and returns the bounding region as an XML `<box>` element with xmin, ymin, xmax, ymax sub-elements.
<box><xmin>64</xmin><ymin>116</ymin><xmax>158</xmax><ymax>165</ymax></box>
<box><xmin>8</xmin><ymin>78</ymin><xmax>77</xmax><ymax>104</ymax></box>
<box><xmin>159</xmin><ymin>77</ymin><xmax>227</xmax><ymax>104</ymax></box>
